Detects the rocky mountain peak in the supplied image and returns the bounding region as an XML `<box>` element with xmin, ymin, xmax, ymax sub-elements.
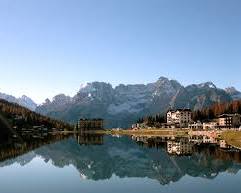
<box><xmin>153</xmin><ymin>77</ymin><xmax>182</xmax><ymax>97</ymax></box>
<box><xmin>225</xmin><ymin>87</ymin><xmax>241</xmax><ymax>100</ymax></box>
<box><xmin>225</xmin><ymin>87</ymin><xmax>239</xmax><ymax>94</ymax></box>
<box><xmin>198</xmin><ymin>82</ymin><xmax>217</xmax><ymax>89</ymax></box>
<box><xmin>0</xmin><ymin>92</ymin><xmax>37</xmax><ymax>111</ymax></box>
<box><xmin>79</xmin><ymin>82</ymin><xmax>113</xmax><ymax>93</ymax></box>
<box><xmin>44</xmin><ymin>98</ymin><xmax>51</xmax><ymax>104</ymax></box>
<box><xmin>17</xmin><ymin>95</ymin><xmax>37</xmax><ymax>111</ymax></box>
<box><xmin>35</xmin><ymin>77</ymin><xmax>239</xmax><ymax>128</ymax></box>
<box><xmin>20</xmin><ymin>95</ymin><xmax>29</xmax><ymax>100</ymax></box>
<box><xmin>52</xmin><ymin>94</ymin><xmax>71</xmax><ymax>104</ymax></box>
<box><xmin>75</xmin><ymin>82</ymin><xmax>114</xmax><ymax>103</ymax></box>
<box><xmin>156</xmin><ymin>76</ymin><xmax>172</xmax><ymax>85</ymax></box>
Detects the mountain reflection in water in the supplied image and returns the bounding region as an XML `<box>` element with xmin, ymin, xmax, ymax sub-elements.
<box><xmin>0</xmin><ymin>133</ymin><xmax>241</xmax><ymax>193</ymax></box>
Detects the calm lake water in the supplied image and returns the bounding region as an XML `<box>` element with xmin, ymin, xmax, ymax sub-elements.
<box><xmin>0</xmin><ymin>133</ymin><xmax>241</xmax><ymax>193</ymax></box>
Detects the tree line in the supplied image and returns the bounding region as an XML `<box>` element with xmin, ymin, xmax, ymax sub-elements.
<box><xmin>0</xmin><ymin>99</ymin><xmax>73</xmax><ymax>130</ymax></box>
<box><xmin>192</xmin><ymin>100</ymin><xmax>241</xmax><ymax>121</ymax></box>
<box><xmin>136</xmin><ymin>114</ymin><xmax>165</xmax><ymax>127</ymax></box>
<box><xmin>136</xmin><ymin>100</ymin><xmax>241</xmax><ymax>125</ymax></box>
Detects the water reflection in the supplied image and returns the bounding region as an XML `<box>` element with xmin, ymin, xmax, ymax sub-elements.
<box><xmin>0</xmin><ymin>131</ymin><xmax>70</xmax><ymax>162</ymax></box>
<box><xmin>0</xmin><ymin>132</ymin><xmax>241</xmax><ymax>192</ymax></box>
<box><xmin>132</xmin><ymin>135</ymin><xmax>241</xmax><ymax>163</ymax></box>
<box><xmin>75</xmin><ymin>133</ymin><xmax>104</xmax><ymax>145</ymax></box>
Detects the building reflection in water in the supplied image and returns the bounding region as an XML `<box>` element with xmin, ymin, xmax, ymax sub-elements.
<box><xmin>167</xmin><ymin>138</ymin><xmax>193</xmax><ymax>155</ymax></box>
<box><xmin>75</xmin><ymin>133</ymin><xmax>104</xmax><ymax>145</ymax></box>
<box><xmin>133</xmin><ymin>136</ymin><xmax>193</xmax><ymax>155</ymax></box>
<box><xmin>189</xmin><ymin>134</ymin><xmax>218</xmax><ymax>144</ymax></box>
<box><xmin>1</xmin><ymin>130</ymin><xmax>241</xmax><ymax>164</ymax></box>
<box><xmin>133</xmin><ymin>135</ymin><xmax>173</xmax><ymax>149</ymax></box>
<box><xmin>0</xmin><ymin>132</ymin><xmax>241</xmax><ymax>185</ymax></box>
<box><xmin>132</xmin><ymin>134</ymin><xmax>241</xmax><ymax>162</ymax></box>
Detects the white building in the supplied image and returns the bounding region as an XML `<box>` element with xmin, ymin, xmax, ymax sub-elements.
<box><xmin>202</xmin><ymin>135</ymin><xmax>218</xmax><ymax>144</ymax></box>
<box><xmin>167</xmin><ymin>109</ymin><xmax>192</xmax><ymax>128</ymax></box>
<box><xmin>218</xmin><ymin>114</ymin><xmax>241</xmax><ymax>129</ymax></box>
<box><xmin>219</xmin><ymin>140</ymin><xmax>231</xmax><ymax>149</ymax></box>
<box><xmin>188</xmin><ymin>121</ymin><xmax>203</xmax><ymax>130</ymax></box>
<box><xmin>189</xmin><ymin>134</ymin><xmax>217</xmax><ymax>144</ymax></box>
<box><xmin>203</xmin><ymin>121</ymin><xmax>219</xmax><ymax>130</ymax></box>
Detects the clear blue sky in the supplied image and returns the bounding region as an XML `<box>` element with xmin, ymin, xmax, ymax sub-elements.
<box><xmin>0</xmin><ymin>0</ymin><xmax>241</xmax><ymax>103</ymax></box>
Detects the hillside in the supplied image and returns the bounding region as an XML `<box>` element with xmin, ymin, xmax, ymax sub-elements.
<box><xmin>137</xmin><ymin>99</ymin><xmax>241</xmax><ymax>126</ymax></box>
<box><xmin>192</xmin><ymin>100</ymin><xmax>241</xmax><ymax>121</ymax></box>
<box><xmin>0</xmin><ymin>92</ymin><xmax>37</xmax><ymax>111</ymax></box>
<box><xmin>0</xmin><ymin>99</ymin><xmax>72</xmax><ymax>139</ymax></box>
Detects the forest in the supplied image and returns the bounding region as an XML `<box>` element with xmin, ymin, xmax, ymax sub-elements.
<box><xmin>137</xmin><ymin>100</ymin><xmax>241</xmax><ymax>126</ymax></box>
<box><xmin>192</xmin><ymin>100</ymin><xmax>241</xmax><ymax>121</ymax></box>
<box><xmin>0</xmin><ymin>99</ymin><xmax>73</xmax><ymax>131</ymax></box>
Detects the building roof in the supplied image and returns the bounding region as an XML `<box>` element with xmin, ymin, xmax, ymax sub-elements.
<box><xmin>79</xmin><ymin>118</ymin><xmax>104</xmax><ymax>121</ymax></box>
<box><xmin>218</xmin><ymin>114</ymin><xmax>240</xmax><ymax>118</ymax></box>
<box><xmin>167</xmin><ymin>108</ymin><xmax>192</xmax><ymax>113</ymax></box>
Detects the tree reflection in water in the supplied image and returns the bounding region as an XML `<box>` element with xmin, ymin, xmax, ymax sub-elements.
<box><xmin>0</xmin><ymin>133</ymin><xmax>241</xmax><ymax>185</ymax></box>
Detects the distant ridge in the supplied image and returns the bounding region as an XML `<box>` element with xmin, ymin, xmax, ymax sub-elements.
<box><xmin>36</xmin><ymin>77</ymin><xmax>240</xmax><ymax>128</ymax></box>
<box><xmin>0</xmin><ymin>92</ymin><xmax>37</xmax><ymax>111</ymax></box>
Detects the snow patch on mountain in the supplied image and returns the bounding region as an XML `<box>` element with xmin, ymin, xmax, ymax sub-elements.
<box><xmin>108</xmin><ymin>98</ymin><xmax>148</xmax><ymax>114</ymax></box>
<box><xmin>197</xmin><ymin>82</ymin><xmax>217</xmax><ymax>89</ymax></box>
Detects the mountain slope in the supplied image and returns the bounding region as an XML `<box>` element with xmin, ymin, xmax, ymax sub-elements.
<box><xmin>172</xmin><ymin>82</ymin><xmax>232</xmax><ymax>110</ymax></box>
<box><xmin>0</xmin><ymin>92</ymin><xmax>37</xmax><ymax>111</ymax></box>
<box><xmin>0</xmin><ymin>99</ymin><xmax>72</xmax><ymax>134</ymax></box>
<box><xmin>225</xmin><ymin>87</ymin><xmax>241</xmax><ymax>100</ymax></box>
<box><xmin>36</xmin><ymin>77</ymin><xmax>235</xmax><ymax>128</ymax></box>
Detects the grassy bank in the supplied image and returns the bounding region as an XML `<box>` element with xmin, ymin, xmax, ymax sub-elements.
<box><xmin>221</xmin><ymin>131</ymin><xmax>241</xmax><ymax>149</ymax></box>
<box><xmin>89</xmin><ymin>128</ymin><xmax>189</xmax><ymax>137</ymax></box>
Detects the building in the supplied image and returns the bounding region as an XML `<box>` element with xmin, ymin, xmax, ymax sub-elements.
<box><xmin>203</xmin><ymin>121</ymin><xmax>219</xmax><ymax>130</ymax></box>
<box><xmin>202</xmin><ymin>135</ymin><xmax>218</xmax><ymax>144</ymax></box>
<box><xmin>131</xmin><ymin>123</ymin><xmax>147</xmax><ymax>129</ymax></box>
<box><xmin>78</xmin><ymin>119</ymin><xmax>104</xmax><ymax>131</ymax></box>
<box><xmin>167</xmin><ymin>138</ymin><xmax>193</xmax><ymax>155</ymax></box>
<box><xmin>167</xmin><ymin>109</ymin><xmax>192</xmax><ymax>128</ymax></box>
<box><xmin>218</xmin><ymin>114</ymin><xmax>241</xmax><ymax>129</ymax></box>
<box><xmin>189</xmin><ymin>134</ymin><xmax>217</xmax><ymax>144</ymax></box>
<box><xmin>188</xmin><ymin>121</ymin><xmax>203</xmax><ymax>130</ymax></box>
<box><xmin>219</xmin><ymin>140</ymin><xmax>231</xmax><ymax>149</ymax></box>
<box><xmin>188</xmin><ymin>135</ymin><xmax>203</xmax><ymax>144</ymax></box>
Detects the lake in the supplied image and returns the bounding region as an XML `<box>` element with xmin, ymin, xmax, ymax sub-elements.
<box><xmin>0</xmin><ymin>133</ymin><xmax>241</xmax><ymax>193</ymax></box>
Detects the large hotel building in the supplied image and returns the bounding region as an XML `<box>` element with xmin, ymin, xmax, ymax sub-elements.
<box><xmin>167</xmin><ymin>109</ymin><xmax>192</xmax><ymax>128</ymax></box>
<box><xmin>78</xmin><ymin>119</ymin><xmax>104</xmax><ymax>131</ymax></box>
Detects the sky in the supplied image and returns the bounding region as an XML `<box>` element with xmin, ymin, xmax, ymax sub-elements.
<box><xmin>0</xmin><ymin>0</ymin><xmax>241</xmax><ymax>104</ymax></box>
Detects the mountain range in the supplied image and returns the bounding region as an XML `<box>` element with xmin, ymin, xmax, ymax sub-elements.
<box><xmin>1</xmin><ymin>77</ymin><xmax>241</xmax><ymax>128</ymax></box>
<box><xmin>0</xmin><ymin>92</ymin><xmax>37</xmax><ymax>111</ymax></box>
<box><xmin>36</xmin><ymin>77</ymin><xmax>241</xmax><ymax>128</ymax></box>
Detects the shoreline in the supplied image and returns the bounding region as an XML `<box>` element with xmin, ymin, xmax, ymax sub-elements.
<box><xmin>62</xmin><ymin>129</ymin><xmax>241</xmax><ymax>149</ymax></box>
<box><xmin>221</xmin><ymin>131</ymin><xmax>241</xmax><ymax>149</ymax></box>
<box><xmin>83</xmin><ymin>129</ymin><xmax>190</xmax><ymax>137</ymax></box>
